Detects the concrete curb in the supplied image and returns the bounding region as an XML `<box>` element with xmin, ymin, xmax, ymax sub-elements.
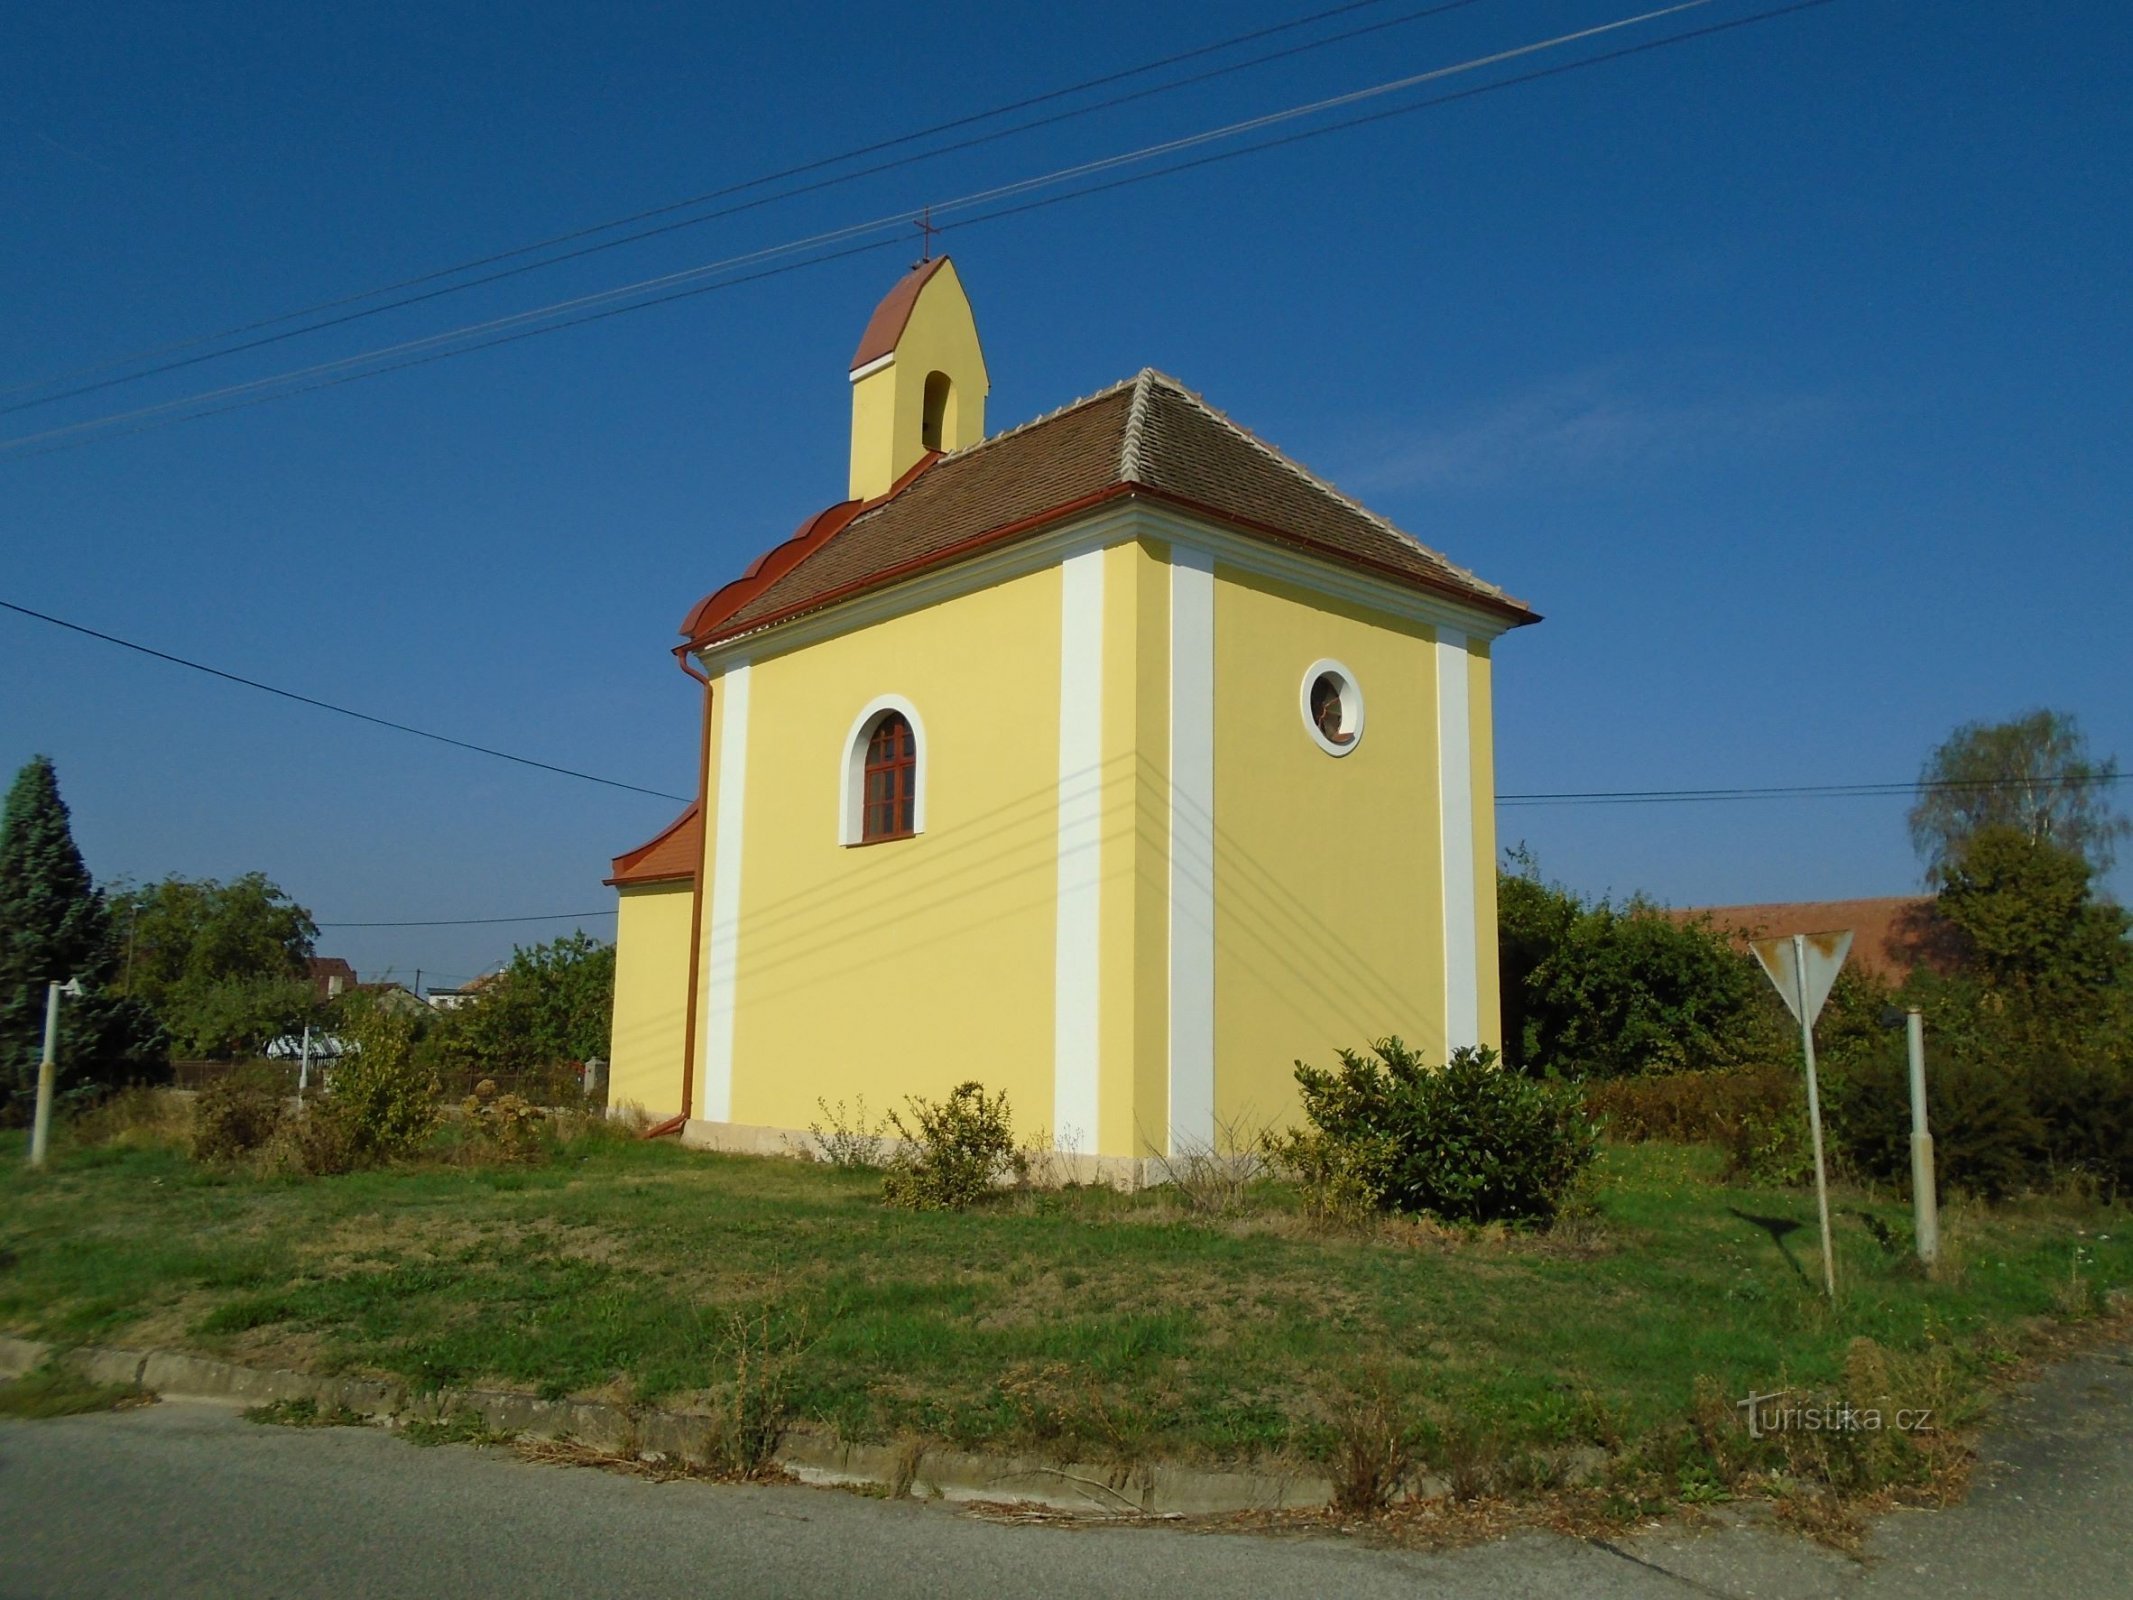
<box><xmin>0</xmin><ymin>1336</ymin><xmax>1336</xmax><ymax>1516</ymax></box>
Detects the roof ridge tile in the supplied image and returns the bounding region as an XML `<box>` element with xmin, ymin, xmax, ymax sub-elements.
<box><xmin>1141</xmin><ymin>374</ymin><xmax>1506</xmax><ymax>600</ymax></box>
<box><xmin>1118</xmin><ymin>368</ymin><xmax>1157</xmax><ymax>482</ymax></box>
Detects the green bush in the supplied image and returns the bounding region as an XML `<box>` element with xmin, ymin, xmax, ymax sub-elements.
<box><xmin>265</xmin><ymin>1102</ymin><xmax>360</xmax><ymax>1177</ymax></box>
<box><xmin>1497</xmin><ymin>852</ymin><xmax>1776</xmax><ymax>1079</ymax></box>
<box><xmin>459</xmin><ymin>1078</ymin><xmax>549</xmax><ymax>1164</ymax></box>
<box><xmin>1585</xmin><ymin>1065</ymin><xmax>1811</xmax><ymax>1186</ymax></box>
<box><xmin>1281</xmin><ymin>1040</ymin><xmax>1598</xmax><ymax>1225</ymax></box>
<box><xmin>191</xmin><ymin>1066</ymin><xmax>289</xmax><ymax>1163</ymax></box>
<box><xmin>325</xmin><ymin>999</ymin><xmax>439</xmax><ymax>1164</ymax></box>
<box><xmin>881</xmin><ymin>1082</ymin><xmax>1022</xmax><ymax>1211</ymax></box>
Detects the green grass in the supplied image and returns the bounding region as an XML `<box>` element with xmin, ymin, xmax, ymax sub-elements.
<box><xmin>1</xmin><ymin>1127</ymin><xmax>2125</xmax><ymax>1480</ymax></box>
<box><xmin>0</xmin><ymin>1361</ymin><xmax>149</xmax><ymax>1419</ymax></box>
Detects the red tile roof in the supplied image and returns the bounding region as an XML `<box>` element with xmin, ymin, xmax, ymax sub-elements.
<box><xmin>682</xmin><ymin>370</ymin><xmax>1537</xmax><ymax>650</ymax></box>
<box><xmin>850</xmin><ymin>257</ymin><xmax>950</xmax><ymax>371</ymax></box>
<box><xmin>1671</xmin><ymin>896</ymin><xmax>1956</xmax><ymax>985</ymax></box>
<box><xmin>606</xmin><ymin>803</ymin><xmax>701</xmax><ymax>887</ymax></box>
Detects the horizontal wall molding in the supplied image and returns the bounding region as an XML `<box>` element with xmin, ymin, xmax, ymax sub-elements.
<box><xmin>691</xmin><ymin>501</ymin><xmax>1516</xmax><ymax>677</ymax></box>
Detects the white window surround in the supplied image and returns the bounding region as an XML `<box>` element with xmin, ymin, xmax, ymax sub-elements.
<box><xmin>1300</xmin><ymin>658</ymin><xmax>1365</xmax><ymax>757</ymax></box>
<box><xmin>839</xmin><ymin>694</ymin><xmax>927</xmax><ymax>845</ymax></box>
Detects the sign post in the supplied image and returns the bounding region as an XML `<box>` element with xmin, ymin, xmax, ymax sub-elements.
<box><xmin>1750</xmin><ymin>930</ymin><xmax>1852</xmax><ymax>1302</ymax></box>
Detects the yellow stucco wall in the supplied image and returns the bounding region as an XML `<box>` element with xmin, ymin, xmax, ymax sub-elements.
<box><xmin>1209</xmin><ymin>565</ymin><xmax>1446</xmax><ymax>1136</ymax></box>
<box><xmin>607</xmin><ymin>881</ymin><xmax>695</xmax><ymax>1119</ymax></box>
<box><xmin>847</xmin><ymin>261</ymin><xmax>989</xmax><ymax>500</ymax></box>
<box><xmin>722</xmin><ymin>565</ymin><xmax>1061</xmax><ymax>1135</ymax></box>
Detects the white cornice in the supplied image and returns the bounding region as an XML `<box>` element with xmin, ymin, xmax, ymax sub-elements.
<box><xmin>848</xmin><ymin>351</ymin><xmax>896</xmax><ymax>383</ymax></box>
<box><xmin>689</xmin><ymin>498</ymin><xmax>1520</xmax><ymax>674</ymax></box>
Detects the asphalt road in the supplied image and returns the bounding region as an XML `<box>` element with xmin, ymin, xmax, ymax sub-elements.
<box><xmin>2</xmin><ymin>1342</ymin><xmax>2127</xmax><ymax>1600</ymax></box>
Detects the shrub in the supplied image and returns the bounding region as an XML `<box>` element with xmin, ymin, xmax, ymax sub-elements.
<box><xmin>1260</xmin><ymin>1123</ymin><xmax>1382</xmax><ymax>1227</ymax></box>
<box><xmin>326</xmin><ymin>999</ymin><xmax>439</xmax><ymax>1164</ymax></box>
<box><xmin>808</xmin><ymin>1095</ymin><xmax>887</xmax><ymax>1170</ymax></box>
<box><xmin>1284</xmin><ymin>1040</ymin><xmax>1599</xmax><ymax>1225</ymax></box>
<box><xmin>881</xmin><ymin>1082</ymin><xmax>1022</xmax><ymax>1211</ymax></box>
<box><xmin>460</xmin><ymin>1078</ymin><xmax>548</xmax><ymax>1164</ymax></box>
<box><xmin>70</xmin><ymin>1086</ymin><xmax>191</xmax><ymax>1151</ymax></box>
<box><xmin>1497</xmin><ymin>851</ymin><xmax>1777</xmax><ymax>1078</ymax></box>
<box><xmin>191</xmin><ymin>1065</ymin><xmax>289</xmax><ymax>1163</ymax></box>
<box><xmin>1586</xmin><ymin>1064</ymin><xmax>1811</xmax><ymax>1186</ymax></box>
<box><xmin>264</xmin><ymin>1102</ymin><xmax>359</xmax><ymax>1177</ymax></box>
<box><xmin>1829</xmin><ymin>1046</ymin><xmax>2047</xmax><ymax>1202</ymax></box>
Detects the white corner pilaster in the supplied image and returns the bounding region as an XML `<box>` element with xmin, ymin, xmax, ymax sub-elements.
<box><xmin>700</xmin><ymin>658</ymin><xmax>750</xmax><ymax>1122</ymax></box>
<box><xmin>1435</xmin><ymin>629</ymin><xmax>1478</xmax><ymax>1053</ymax></box>
<box><xmin>1053</xmin><ymin>551</ymin><xmax>1105</xmax><ymax>1155</ymax></box>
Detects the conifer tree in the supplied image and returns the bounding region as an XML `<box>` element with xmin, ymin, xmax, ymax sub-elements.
<box><xmin>0</xmin><ymin>756</ymin><xmax>163</xmax><ymax>1121</ymax></box>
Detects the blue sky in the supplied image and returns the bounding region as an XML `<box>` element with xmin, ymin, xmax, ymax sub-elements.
<box><xmin>4</xmin><ymin>0</ymin><xmax>2128</xmax><ymax>986</ymax></box>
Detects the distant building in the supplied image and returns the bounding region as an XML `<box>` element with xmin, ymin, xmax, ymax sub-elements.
<box><xmin>307</xmin><ymin>956</ymin><xmax>358</xmax><ymax>1004</ymax></box>
<box><xmin>427</xmin><ymin>973</ymin><xmax>499</xmax><ymax>1012</ymax></box>
<box><xmin>1671</xmin><ymin>896</ymin><xmax>1954</xmax><ymax>985</ymax></box>
<box><xmin>350</xmin><ymin>981</ymin><xmax>429</xmax><ymax>1017</ymax></box>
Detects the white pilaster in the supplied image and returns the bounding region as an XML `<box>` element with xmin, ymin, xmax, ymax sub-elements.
<box><xmin>1168</xmin><ymin>548</ymin><xmax>1217</xmax><ymax>1154</ymax></box>
<box><xmin>700</xmin><ymin>659</ymin><xmax>750</xmax><ymax>1122</ymax></box>
<box><xmin>1053</xmin><ymin>551</ymin><xmax>1105</xmax><ymax>1155</ymax></box>
<box><xmin>1435</xmin><ymin>629</ymin><xmax>1478</xmax><ymax>1052</ymax></box>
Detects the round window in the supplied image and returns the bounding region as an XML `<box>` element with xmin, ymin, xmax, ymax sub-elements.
<box><xmin>1300</xmin><ymin>659</ymin><xmax>1364</xmax><ymax>756</ymax></box>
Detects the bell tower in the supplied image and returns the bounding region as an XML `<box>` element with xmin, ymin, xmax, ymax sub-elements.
<box><xmin>846</xmin><ymin>256</ymin><xmax>989</xmax><ymax>502</ymax></box>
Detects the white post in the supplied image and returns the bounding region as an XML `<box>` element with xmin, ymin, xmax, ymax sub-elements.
<box><xmin>29</xmin><ymin>981</ymin><xmax>62</xmax><ymax>1167</ymax></box>
<box><xmin>298</xmin><ymin>1024</ymin><xmax>312</xmax><ymax>1109</ymax></box>
<box><xmin>1906</xmin><ymin>1008</ymin><xmax>1938</xmax><ymax>1268</ymax></box>
<box><xmin>1793</xmin><ymin>934</ymin><xmax>1838</xmax><ymax>1300</ymax></box>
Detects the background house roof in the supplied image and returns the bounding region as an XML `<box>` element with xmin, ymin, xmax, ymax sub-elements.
<box><xmin>685</xmin><ymin>370</ymin><xmax>1536</xmax><ymax>647</ymax></box>
<box><xmin>1671</xmin><ymin>895</ymin><xmax>1955</xmax><ymax>985</ymax></box>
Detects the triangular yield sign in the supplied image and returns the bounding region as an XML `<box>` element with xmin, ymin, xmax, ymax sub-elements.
<box><xmin>1751</xmin><ymin>930</ymin><xmax>1853</xmax><ymax>1027</ymax></box>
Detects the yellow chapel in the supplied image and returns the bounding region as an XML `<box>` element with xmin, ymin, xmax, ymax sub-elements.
<box><xmin>605</xmin><ymin>257</ymin><xmax>1537</xmax><ymax>1179</ymax></box>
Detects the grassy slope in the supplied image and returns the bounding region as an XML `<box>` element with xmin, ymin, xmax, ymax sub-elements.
<box><xmin>0</xmin><ymin>1133</ymin><xmax>2124</xmax><ymax>1469</ymax></box>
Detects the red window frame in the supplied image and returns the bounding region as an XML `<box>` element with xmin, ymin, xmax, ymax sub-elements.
<box><xmin>861</xmin><ymin>713</ymin><xmax>918</xmax><ymax>842</ymax></box>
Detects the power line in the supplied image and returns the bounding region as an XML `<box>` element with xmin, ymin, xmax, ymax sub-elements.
<box><xmin>2</xmin><ymin>0</ymin><xmax>1475</xmax><ymax>413</ymax></box>
<box><xmin>0</xmin><ymin>598</ymin><xmax>688</xmax><ymax>803</ymax></box>
<box><xmin>1500</xmin><ymin>773</ymin><xmax>2131</xmax><ymax>806</ymax></box>
<box><xmin>327</xmin><ymin>773</ymin><xmax>2129</xmax><ymax>929</ymax></box>
<box><xmin>1</xmin><ymin>0</ymin><xmax>1815</xmax><ymax>460</ymax></box>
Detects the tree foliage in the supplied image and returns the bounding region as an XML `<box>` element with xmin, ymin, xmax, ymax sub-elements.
<box><xmin>110</xmin><ymin>873</ymin><xmax>319</xmax><ymax>1058</ymax></box>
<box><xmin>1497</xmin><ymin>849</ymin><xmax>1775</xmax><ymax>1079</ymax></box>
<box><xmin>1908</xmin><ymin>709</ymin><xmax>2128</xmax><ymax>886</ymax></box>
<box><xmin>0</xmin><ymin>756</ymin><xmax>164</xmax><ymax>1121</ymax></box>
<box><xmin>1277</xmin><ymin>1039</ymin><xmax>1598</xmax><ymax>1225</ymax></box>
<box><xmin>423</xmin><ymin>931</ymin><xmax>614</xmax><ymax>1085</ymax></box>
<box><xmin>1825</xmin><ymin>828</ymin><xmax>2133</xmax><ymax>1199</ymax></box>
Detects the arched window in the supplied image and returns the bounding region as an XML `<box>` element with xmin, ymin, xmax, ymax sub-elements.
<box><xmin>863</xmin><ymin>713</ymin><xmax>917</xmax><ymax>841</ymax></box>
<box><xmin>841</xmin><ymin>696</ymin><xmax>927</xmax><ymax>845</ymax></box>
<box><xmin>921</xmin><ymin>370</ymin><xmax>954</xmax><ymax>452</ymax></box>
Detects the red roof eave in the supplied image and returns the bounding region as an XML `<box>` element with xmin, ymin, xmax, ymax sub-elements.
<box><xmin>606</xmin><ymin>801</ymin><xmax>702</xmax><ymax>887</ymax></box>
<box><xmin>686</xmin><ymin>483</ymin><xmax>1539</xmax><ymax>653</ymax></box>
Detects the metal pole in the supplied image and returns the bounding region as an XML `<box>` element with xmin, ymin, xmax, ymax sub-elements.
<box><xmin>29</xmin><ymin>981</ymin><xmax>61</xmax><ymax>1167</ymax></box>
<box><xmin>1907</xmin><ymin>1008</ymin><xmax>1938</xmax><ymax>1268</ymax></box>
<box><xmin>1794</xmin><ymin>934</ymin><xmax>1838</xmax><ymax>1300</ymax></box>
